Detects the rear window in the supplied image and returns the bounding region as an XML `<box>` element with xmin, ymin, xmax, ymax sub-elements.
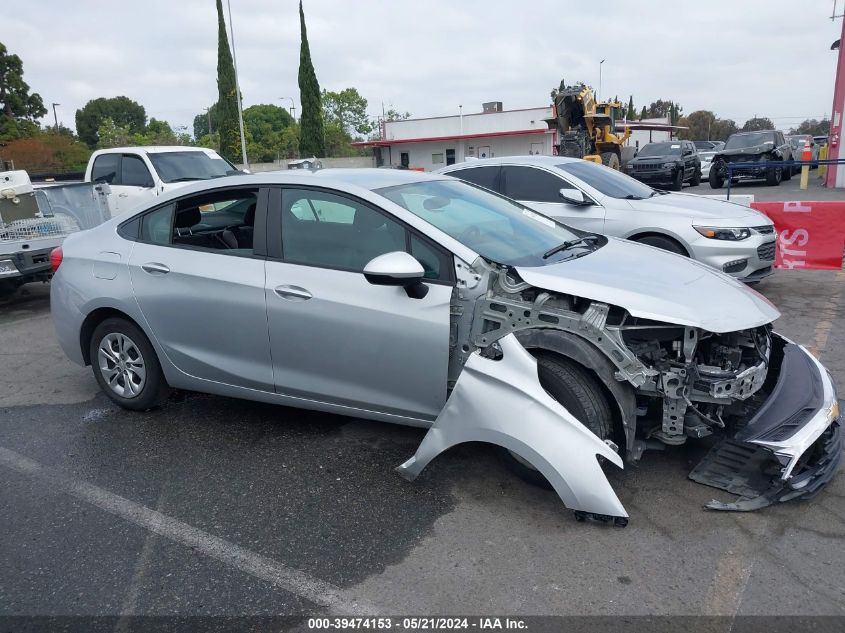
<box><xmin>91</xmin><ymin>154</ymin><xmax>119</xmax><ymax>184</ymax></box>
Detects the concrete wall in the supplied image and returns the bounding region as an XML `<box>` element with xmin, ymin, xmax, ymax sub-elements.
<box><xmin>383</xmin><ymin>107</ymin><xmax>553</xmax><ymax>141</ymax></box>
<box><xmin>379</xmin><ymin>132</ymin><xmax>554</xmax><ymax>172</ymax></box>
<box><xmin>237</xmin><ymin>156</ymin><xmax>375</xmax><ymax>172</ymax></box>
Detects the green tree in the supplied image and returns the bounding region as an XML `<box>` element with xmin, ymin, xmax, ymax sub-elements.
<box><xmin>137</xmin><ymin>118</ymin><xmax>178</xmax><ymax>145</ymax></box>
<box><xmin>277</xmin><ymin>124</ymin><xmax>300</xmax><ymax>159</ymax></box>
<box><xmin>639</xmin><ymin>105</ymin><xmax>647</xmax><ymax>120</ymax></box>
<box><xmin>243</xmin><ymin>103</ymin><xmax>293</xmax><ymax>160</ymax></box>
<box><xmin>794</xmin><ymin>118</ymin><xmax>830</xmax><ymax>136</ymax></box>
<box><xmin>298</xmin><ymin>0</ymin><xmax>325</xmax><ymax>157</ymax></box>
<box><xmin>677</xmin><ymin>110</ymin><xmax>716</xmax><ymax>140</ymax></box>
<box><xmin>322</xmin><ymin>88</ymin><xmax>371</xmax><ymax>137</ymax></box>
<box><xmin>193</xmin><ymin>102</ymin><xmax>219</xmax><ymax>139</ymax></box>
<box><xmin>0</xmin><ymin>42</ymin><xmax>48</xmax><ymax>141</ymax></box>
<box><xmin>75</xmin><ymin>96</ymin><xmax>146</xmax><ymax>148</ymax></box>
<box><xmin>741</xmin><ymin>116</ymin><xmax>775</xmax><ymax>132</ymax></box>
<box><xmin>626</xmin><ymin>96</ymin><xmax>635</xmax><ymax>120</ymax></box>
<box><xmin>215</xmin><ymin>0</ymin><xmax>241</xmax><ymax>162</ymax></box>
<box><xmin>711</xmin><ymin>118</ymin><xmax>738</xmax><ymax>142</ymax></box>
<box><xmin>96</xmin><ymin>117</ymin><xmax>132</xmax><ymax>149</ymax></box>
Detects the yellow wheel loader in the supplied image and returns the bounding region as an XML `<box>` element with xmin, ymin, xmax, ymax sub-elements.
<box><xmin>547</xmin><ymin>81</ymin><xmax>630</xmax><ymax>170</ymax></box>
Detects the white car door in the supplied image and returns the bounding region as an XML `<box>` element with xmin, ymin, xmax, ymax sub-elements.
<box><xmin>263</xmin><ymin>187</ymin><xmax>452</xmax><ymax>422</ymax></box>
<box><xmin>500</xmin><ymin>165</ymin><xmax>606</xmax><ymax>233</ymax></box>
<box><xmin>112</xmin><ymin>153</ymin><xmax>158</xmax><ymax>215</ymax></box>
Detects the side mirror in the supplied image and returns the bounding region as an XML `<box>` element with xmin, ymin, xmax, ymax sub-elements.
<box><xmin>559</xmin><ymin>188</ymin><xmax>588</xmax><ymax>206</ymax></box>
<box><xmin>363</xmin><ymin>251</ymin><xmax>429</xmax><ymax>299</ymax></box>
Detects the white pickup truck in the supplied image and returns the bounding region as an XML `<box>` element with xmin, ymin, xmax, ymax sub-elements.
<box><xmin>0</xmin><ymin>146</ymin><xmax>237</xmax><ymax>296</ymax></box>
<box><xmin>82</xmin><ymin>145</ymin><xmax>238</xmax><ymax>216</ymax></box>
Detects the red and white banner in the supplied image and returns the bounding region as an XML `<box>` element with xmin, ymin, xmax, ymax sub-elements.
<box><xmin>751</xmin><ymin>201</ymin><xmax>845</xmax><ymax>270</ymax></box>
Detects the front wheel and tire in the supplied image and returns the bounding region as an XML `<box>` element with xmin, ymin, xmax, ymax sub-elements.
<box><xmin>90</xmin><ymin>318</ymin><xmax>170</xmax><ymax>411</ymax></box>
<box><xmin>634</xmin><ymin>234</ymin><xmax>687</xmax><ymax>256</ymax></box>
<box><xmin>690</xmin><ymin>167</ymin><xmax>701</xmax><ymax>186</ymax></box>
<box><xmin>709</xmin><ymin>166</ymin><xmax>724</xmax><ymax>189</ymax></box>
<box><xmin>601</xmin><ymin>152</ymin><xmax>621</xmax><ymax>171</ymax></box>
<box><xmin>669</xmin><ymin>168</ymin><xmax>683</xmax><ymax>191</ymax></box>
<box><xmin>501</xmin><ymin>354</ymin><xmax>613</xmax><ymax>488</ymax></box>
<box><xmin>765</xmin><ymin>163</ymin><xmax>782</xmax><ymax>186</ymax></box>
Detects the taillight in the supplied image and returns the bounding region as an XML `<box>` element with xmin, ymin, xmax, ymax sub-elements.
<box><xmin>50</xmin><ymin>247</ymin><xmax>63</xmax><ymax>272</ymax></box>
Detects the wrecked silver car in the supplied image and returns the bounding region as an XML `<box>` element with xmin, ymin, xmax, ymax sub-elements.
<box><xmin>51</xmin><ymin>169</ymin><xmax>840</xmax><ymax>526</ymax></box>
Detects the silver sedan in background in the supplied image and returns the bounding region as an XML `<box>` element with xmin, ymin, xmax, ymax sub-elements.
<box><xmin>50</xmin><ymin>169</ymin><xmax>838</xmax><ymax>524</ymax></box>
<box><xmin>437</xmin><ymin>156</ymin><xmax>777</xmax><ymax>282</ymax></box>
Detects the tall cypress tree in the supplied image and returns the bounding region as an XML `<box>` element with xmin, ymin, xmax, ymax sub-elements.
<box><xmin>298</xmin><ymin>0</ymin><xmax>325</xmax><ymax>157</ymax></box>
<box><xmin>216</xmin><ymin>0</ymin><xmax>240</xmax><ymax>162</ymax></box>
<box><xmin>626</xmin><ymin>96</ymin><xmax>635</xmax><ymax>120</ymax></box>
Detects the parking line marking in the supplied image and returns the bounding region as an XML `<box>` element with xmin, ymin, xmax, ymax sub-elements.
<box><xmin>0</xmin><ymin>446</ymin><xmax>375</xmax><ymax>615</ymax></box>
<box><xmin>809</xmin><ymin>268</ymin><xmax>845</xmax><ymax>358</ymax></box>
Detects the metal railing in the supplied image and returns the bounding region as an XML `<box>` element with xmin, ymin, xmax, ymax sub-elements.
<box><xmin>723</xmin><ymin>159</ymin><xmax>845</xmax><ymax>199</ymax></box>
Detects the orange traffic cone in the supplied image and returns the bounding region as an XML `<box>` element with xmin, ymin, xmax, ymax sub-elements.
<box><xmin>800</xmin><ymin>139</ymin><xmax>811</xmax><ymax>189</ymax></box>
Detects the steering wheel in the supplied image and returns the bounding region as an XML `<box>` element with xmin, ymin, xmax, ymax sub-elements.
<box><xmin>458</xmin><ymin>225</ymin><xmax>481</xmax><ymax>244</ymax></box>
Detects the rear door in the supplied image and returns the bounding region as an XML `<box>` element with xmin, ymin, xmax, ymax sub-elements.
<box><xmin>500</xmin><ymin>165</ymin><xmax>606</xmax><ymax>232</ymax></box>
<box><xmin>127</xmin><ymin>186</ymin><xmax>273</xmax><ymax>391</ymax></box>
<box><xmin>264</xmin><ymin>186</ymin><xmax>453</xmax><ymax>421</ymax></box>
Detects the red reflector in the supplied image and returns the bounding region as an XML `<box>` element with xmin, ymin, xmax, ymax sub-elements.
<box><xmin>50</xmin><ymin>247</ymin><xmax>63</xmax><ymax>273</ymax></box>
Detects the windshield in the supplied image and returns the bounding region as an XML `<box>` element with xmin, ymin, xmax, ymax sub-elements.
<box><xmin>148</xmin><ymin>151</ymin><xmax>239</xmax><ymax>183</ymax></box>
<box><xmin>376</xmin><ymin>179</ymin><xmax>589</xmax><ymax>267</ymax></box>
<box><xmin>557</xmin><ymin>160</ymin><xmax>655</xmax><ymax>199</ymax></box>
<box><xmin>725</xmin><ymin>132</ymin><xmax>774</xmax><ymax>150</ymax></box>
<box><xmin>638</xmin><ymin>143</ymin><xmax>682</xmax><ymax>157</ymax></box>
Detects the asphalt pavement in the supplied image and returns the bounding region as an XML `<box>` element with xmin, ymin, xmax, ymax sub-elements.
<box><xmin>1</xmin><ymin>263</ymin><xmax>844</xmax><ymax>620</ymax></box>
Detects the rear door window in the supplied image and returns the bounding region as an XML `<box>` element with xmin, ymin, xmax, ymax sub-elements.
<box><xmin>448</xmin><ymin>166</ymin><xmax>501</xmax><ymax>192</ymax></box>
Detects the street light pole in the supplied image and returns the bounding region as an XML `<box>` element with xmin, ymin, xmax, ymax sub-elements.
<box><xmin>51</xmin><ymin>103</ymin><xmax>60</xmax><ymax>133</ymax></box>
<box><xmin>598</xmin><ymin>59</ymin><xmax>605</xmax><ymax>101</ymax></box>
<box><xmin>280</xmin><ymin>97</ymin><xmax>296</xmax><ymax>121</ymax></box>
<box><xmin>226</xmin><ymin>0</ymin><xmax>249</xmax><ymax>168</ymax></box>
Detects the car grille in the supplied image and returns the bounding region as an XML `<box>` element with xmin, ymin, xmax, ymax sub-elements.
<box><xmin>757</xmin><ymin>242</ymin><xmax>776</xmax><ymax>261</ymax></box>
<box><xmin>632</xmin><ymin>163</ymin><xmax>662</xmax><ymax>171</ymax></box>
<box><xmin>752</xmin><ymin>225</ymin><xmax>774</xmax><ymax>235</ymax></box>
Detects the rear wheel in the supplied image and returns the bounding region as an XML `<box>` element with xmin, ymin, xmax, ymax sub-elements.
<box><xmin>500</xmin><ymin>354</ymin><xmax>613</xmax><ymax>488</ymax></box>
<box><xmin>782</xmin><ymin>161</ymin><xmax>793</xmax><ymax>180</ymax></box>
<box><xmin>89</xmin><ymin>318</ymin><xmax>170</xmax><ymax>411</ymax></box>
<box><xmin>601</xmin><ymin>152</ymin><xmax>621</xmax><ymax>171</ymax></box>
<box><xmin>635</xmin><ymin>234</ymin><xmax>687</xmax><ymax>256</ymax></box>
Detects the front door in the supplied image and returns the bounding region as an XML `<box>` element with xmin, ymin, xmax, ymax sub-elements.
<box><xmin>500</xmin><ymin>165</ymin><xmax>606</xmax><ymax>232</ymax></box>
<box><xmin>112</xmin><ymin>154</ymin><xmax>158</xmax><ymax>215</ymax></box>
<box><xmin>127</xmin><ymin>186</ymin><xmax>273</xmax><ymax>391</ymax></box>
<box><xmin>264</xmin><ymin>187</ymin><xmax>452</xmax><ymax>421</ymax></box>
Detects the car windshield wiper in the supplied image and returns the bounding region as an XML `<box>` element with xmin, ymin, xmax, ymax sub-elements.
<box><xmin>622</xmin><ymin>194</ymin><xmax>646</xmax><ymax>200</ymax></box>
<box><xmin>166</xmin><ymin>176</ymin><xmax>208</xmax><ymax>183</ymax></box>
<box><xmin>542</xmin><ymin>235</ymin><xmax>601</xmax><ymax>259</ymax></box>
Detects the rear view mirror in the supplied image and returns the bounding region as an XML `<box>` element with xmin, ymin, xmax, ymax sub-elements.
<box><xmin>363</xmin><ymin>251</ymin><xmax>428</xmax><ymax>299</ymax></box>
<box><xmin>559</xmin><ymin>188</ymin><xmax>588</xmax><ymax>206</ymax></box>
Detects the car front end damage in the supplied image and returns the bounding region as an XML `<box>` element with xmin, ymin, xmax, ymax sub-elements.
<box><xmin>399</xmin><ymin>253</ymin><xmax>840</xmax><ymax>525</ymax></box>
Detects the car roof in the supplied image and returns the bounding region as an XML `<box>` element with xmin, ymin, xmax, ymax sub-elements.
<box><xmin>93</xmin><ymin>146</ymin><xmax>217</xmax><ymax>154</ymax></box>
<box><xmin>310</xmin><ymin>167</ymin><xmax>452</xmax><ymax>190</ymax></box>
<box><xmin>436</xmin><ymin>155</ymin><xmax>574</xmax><ymax>171</ymax></box>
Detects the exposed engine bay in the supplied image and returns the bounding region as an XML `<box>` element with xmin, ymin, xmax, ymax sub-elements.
<box><xmin>400</xmin><ymin>258</ymin><xmax>841</xmax><ymax>524</ymax></box>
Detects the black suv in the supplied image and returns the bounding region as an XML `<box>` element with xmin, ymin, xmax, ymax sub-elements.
<box><xmin>624</xmin><ymin>140</ymin><xmax>701</xmax><ymax>190</ymax></box>
<box><xmin>709</xmin><ymin>130</ymin><xmax>794</xmax><ymax>188</ymax></box>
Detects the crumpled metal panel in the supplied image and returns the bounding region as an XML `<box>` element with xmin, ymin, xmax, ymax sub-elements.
<box><xmin>35</xmin><ymin>183</ymin><xmax>112</xmax><ymax>230</ymax></box>
<box><xmin>396</xmin><ymin>333</ymin><xmax>627</xmax><ymax>518</ymax></box>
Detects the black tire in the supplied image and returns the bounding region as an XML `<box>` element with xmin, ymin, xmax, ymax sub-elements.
<box><xmin>89</xmin><ymin>317</ymin><xmax>170</xmax><ymax>411</ymax></box>
<box><xmin>690</xmin><ymin>167</ymin><xmax>701</xmax><ymax>186</ymax></box>
<box><xmin>500</xmin><ymin>354</ymin><xmax>613</xmax><ymax>488</ymax></box>
<box><xmin>601</xmin><ymin>151</ymin><xmax>621</xmax><ymax>171</ymax></box>
<box><xmin>635</xmin><ymin>234</ymin><xmax>687</xmax><ymax>255</ymax></box>
<box><xmin>782</xmin><ymin>162</ymin><xmax>792</xmax><ymax>181</ymax></box>
<box><xmin>709</xmin><ymin>165</ymin><xmax>724</xmax><ymax>189</ymax></box>
<box><xmin>669</xmin><ymin>168</ymin><xmax>683</xmax><ymax>191</ymax></box>
<box><xmin>765</xmin><ymin>163</ymin><xmax>782</xmax><ymax>186</ymax></box>
<box><xmin>0</xmin><ymin>279</ymin><xmax>22</xmax><ymax>299</ymax></box>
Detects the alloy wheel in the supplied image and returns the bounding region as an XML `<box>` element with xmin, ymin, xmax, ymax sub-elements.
<box><xmin>97</xmin><ymin>332</ymin><xmax>146</xmax><ymax>398</ymax></box>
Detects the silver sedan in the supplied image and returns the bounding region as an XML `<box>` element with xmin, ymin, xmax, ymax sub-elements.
<box><xmin>50</xmin><ymin>169</ymin><xmax>839</xmax><ymax>524</ymax></box>
<box><xmin>437</xmin><ymin>156</ymin><xmax>777</xmax><ymax>282</ymax></box>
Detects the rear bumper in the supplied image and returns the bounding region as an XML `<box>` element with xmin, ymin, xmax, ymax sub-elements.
<box><xmin>0</xmin><ymin>245</ymin><xmax>56</xmax><ymax>281</ymax></box>
<box><xmin>690</xmin><ymin>335</ymin><xmax>840</xmax><ymax>510</ymax></box>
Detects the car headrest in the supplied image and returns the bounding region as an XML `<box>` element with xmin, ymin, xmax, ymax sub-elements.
<box><xmin>354</xmin><ymin>209</ymin><xmax>386</xmax><ymax>231</ymax></box>
<box><xmin>243</xmin><ymin>201</ymin><xmax>256</xmax><ymax>226</ymax></box>
<box><xmin>174</xmin><ymin>207</ymin><xmax>201</xmax><ymax>229</ymax></box>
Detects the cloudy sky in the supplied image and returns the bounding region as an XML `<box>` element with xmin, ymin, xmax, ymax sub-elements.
<box><xmin>6</xmin><ymin>0</ymin><xmax>842</xmax><ymax>135</ymax></box>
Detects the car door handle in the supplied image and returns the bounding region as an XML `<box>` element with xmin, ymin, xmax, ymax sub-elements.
<box><xmin>274</xmin><ymin>285</ymin><xmax>312</xmax><ymax>301</ymax></box>
<box><xmin>141</xmin><ymin>262</ymin><xmax>170</xmax><ymax>275</ymax></box>
<box><xmin>118</xmin><ymin>193</ymin><xmax>130</xmax><ymax>198</ymax></box>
